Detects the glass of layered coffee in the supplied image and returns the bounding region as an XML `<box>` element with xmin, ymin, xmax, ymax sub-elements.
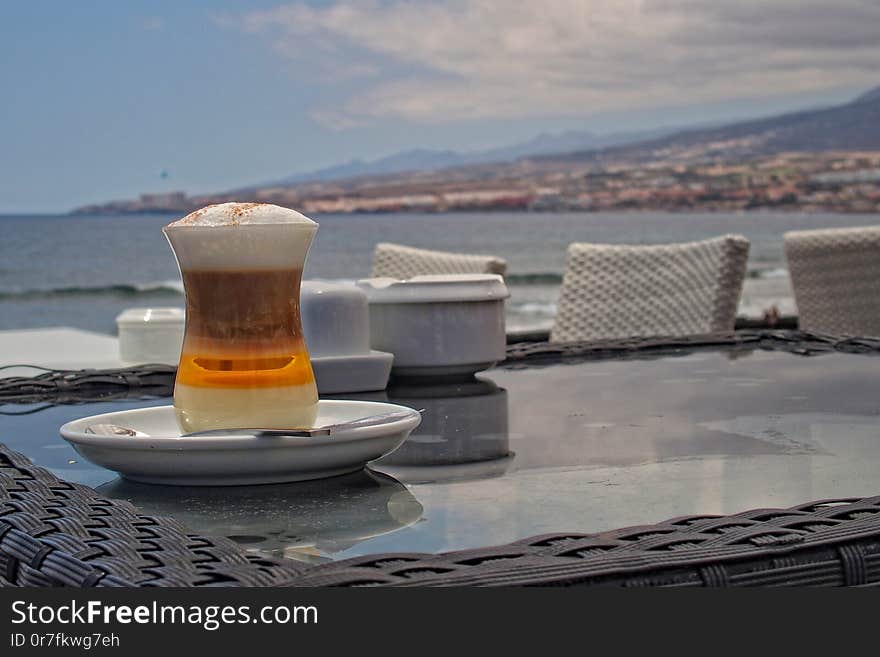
<box><xmin>163</xmin><ymin>203</ymin><xmax>319</xmax><ymax>433</ymax></box>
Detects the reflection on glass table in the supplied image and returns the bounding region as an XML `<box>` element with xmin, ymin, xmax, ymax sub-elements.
<box><xmin>371</xmin><ymin>377</ymin><xmax>514</xmax><ymax>483</ymax></box>
<box><xmin>97</xmin><ymin>469</ymin><xmax>422</xmax><ymax>564</ymax></box>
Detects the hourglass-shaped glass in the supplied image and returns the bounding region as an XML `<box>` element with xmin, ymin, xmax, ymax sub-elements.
<box><xmin>163</xmin><ymin>203</ymin><xmax>318</xmax><ymax>433</ymax></box>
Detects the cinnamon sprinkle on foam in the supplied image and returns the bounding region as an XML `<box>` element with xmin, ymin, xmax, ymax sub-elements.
<box><xmin>167</xmin><ymin>202</ymin><xmax>316</xmax><ymax>228</ymax></box>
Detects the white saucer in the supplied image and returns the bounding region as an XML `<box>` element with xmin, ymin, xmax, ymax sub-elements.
<box><xmin>311</xmin><ymin>351</ymin><xmax>393</xmax><ymax>394</ymax></box>
<box><xmin>60</xmin><ymin>400</ymin><xmax>421</xmax><ymax>486</ymax></box>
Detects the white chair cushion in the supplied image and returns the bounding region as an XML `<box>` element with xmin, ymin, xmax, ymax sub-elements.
<box><xmin>784</xmin><ymin>225</ymin><xmax>880</xmax><ymax>336</ymax></box>
<box><xmin>551</xmin><ymin>235</ymin><xmax>749</xmax><ymax>342</ymax></box>
<box><xmin>371</xmin><ymin>242</ymin><xmax>507</xmax><ymax>279</ymax></box>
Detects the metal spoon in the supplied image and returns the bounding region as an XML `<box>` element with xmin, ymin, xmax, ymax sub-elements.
<box><xmin>85</xmin><ymin>424</ymin><xmax>149</xmax><ymax>438</ymax></box>
<box><xmin>185</xmin><ymin>409</ymin><xmax>421</xmax><ymax>437</ymax></box>
<box><xmin>86</xmin><ymin>409</ymin><xmax>422</xmax><ymax>439</ymax></box>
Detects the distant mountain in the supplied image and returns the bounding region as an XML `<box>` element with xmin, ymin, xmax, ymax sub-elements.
<box><xmin>268</xmin><ymin>87</ymin><xmax>880</xmax><ymax>187</ymax></box>
<box><xmin>267</xmin><ymin>126</ymin><xmax>678</xmax><ymax>186</ymax></box>
<box><xmin>476</xmin><ymin>126</ymin><xmax>679</xmax><ymax>162</ymax></box>
<box><xmin>271</xmin><ymin>148</ymin><xmax>464</xmax><ymax>185</ymax></box>
<box><xmin>853</xmin><ymin>85</ymin><xmax>880</xmax><ymax>104</ymax></box>
<box><xmin>544</xmin><ymin>86</ymin><xmax>880</xmax><ymax>166</ymax></box>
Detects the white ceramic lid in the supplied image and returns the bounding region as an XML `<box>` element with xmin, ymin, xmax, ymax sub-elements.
<box><xmin>115</xmin><ymin>307</ymin><xmax>185</xmax><ymax>326</ymax></box>
<box><xmin>357</xmin><ymin>274</ymin><xmax>509</xmax><ymax>304</ymax></box>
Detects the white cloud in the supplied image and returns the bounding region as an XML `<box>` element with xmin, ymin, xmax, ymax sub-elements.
<box><xmin>238</xmin><ymin>0</ymin><xmax>880</xmax><ymax>126</ymax></box>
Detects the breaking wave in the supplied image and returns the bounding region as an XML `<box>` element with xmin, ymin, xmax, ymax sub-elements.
<box><xmin>508</xmin><ymin>301</ymin><xmax>558</xmax><ymax>316</ymax></box>
<box><xmin>505</xmin><ymin>272</ymin><xmax>563</xmax><ymax>285</ymax></box>
<box><xmin>748</xmin><ymin>266</ymin><xmax>788</xmax><ymax>279</ymax></box>
<box><xmin>0</xmin><ymin>280</ymin><xmax>184</xmax><ymax>301</ymax></box>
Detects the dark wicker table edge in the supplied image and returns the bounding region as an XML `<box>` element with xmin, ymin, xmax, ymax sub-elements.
<box><xmin>0</xmin><ymin>444</ymin><xmax>308</xmax><ymax>587</ymax></box>
<box><xmin>3</xmin><ymin>442</ymin><xmax>880</xmax><ymax>587</ymax></box>
<box><xmin>293</xmin><ymin>497</ymin><xmax>880</xmax><ymax>587</ymax></box>
<box><xmin>3</xmin><ymin>330</ymin><xmax>880</xmax><ymax>409</ymax></box>
<box><xmin>503</xmin><ymin>329</ymin><xmax>880</xmax><ymax>366</ymax></box>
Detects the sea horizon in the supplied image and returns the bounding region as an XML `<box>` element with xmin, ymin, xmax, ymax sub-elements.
<box><xmin>3</xmin><ymin>209</ymin><xmax>878</xmax><ymax>337</ymax></box>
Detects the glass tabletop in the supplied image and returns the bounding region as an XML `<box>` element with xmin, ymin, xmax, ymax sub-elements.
<box><xmin>2</xmin><ymin>345</ymin><xmax>879</xmax><ymax>564</ymax></box>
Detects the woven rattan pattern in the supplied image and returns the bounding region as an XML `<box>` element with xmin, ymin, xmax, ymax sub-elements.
<box><xmin>290</xmin><ymin>497</ymin><xmax>880</xmax><ymax>587</ymax></box>
<box><xmin>4</xmin><ymin>450</ymin><xmax>880</xmax><ymax>587</ymax></box>
<box><xmin>4</xmin><ymin>437</ymin><xmax>880</xmax><ymax>587</ymax></box>
<box><xmin>785</xmin><ymin>225</ymin><xmax>880</xmax><ymax>336</ymax></box>
<box><xmin>3</xmin><ymin>331</ymin><xmax>876</xmax><ymax>406</ymax></box>
<box><xmin>504</xmin><ymin>330</ymin><xmax>880</xmax><ymax>366</ymax></box>
<box><xmin>0</xmin><ymin>445</ymin><xmax>306</xmax><ymax>586</ymax></box>
<box><xmin>0</xmin><ymin>364</ymin><xmax>174</xmax><ymax>408</ymax></box>
<box><xmin>371</xmin><ymin>242</ymin><xmax>507</xmax><ymax>278</ymax></box>
<box><xmin>550</xmin><ymin>235</ymin><xmax>749</xmax><ymax>342</ymax></box>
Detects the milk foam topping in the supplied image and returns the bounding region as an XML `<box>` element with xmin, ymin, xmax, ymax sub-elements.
<box><xmin>166</xmin><ymin>203</ymin><xmax>317</xmax><ymax>229</ymax></box>
<box><xmin>163</xmin><ymin>203</ymin><xmax>318</xmax><ymax>270</ymax></box>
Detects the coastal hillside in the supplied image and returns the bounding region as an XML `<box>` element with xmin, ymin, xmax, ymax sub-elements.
<box><xmin>543</xmin><ymin>86</ymin><xmax>880</xmax><ymax>166</ymax></box>
<box><xmin>72</xmin><ymin>85</ymin><xmax>880</xmax><ymax>216</ymax></box>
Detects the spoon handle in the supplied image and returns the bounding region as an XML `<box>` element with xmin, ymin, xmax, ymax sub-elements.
<box><xmin>184</xmin><ymin>409</ymin><xmax>420</xmax><ymax>438</ymax></box>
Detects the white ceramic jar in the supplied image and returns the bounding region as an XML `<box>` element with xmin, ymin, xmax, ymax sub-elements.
<box><xmin>357</xmin><ymin>274</ymin><xmax>510</xmax><ymax>378</ymax></box>
<box><xmin>300</xmin><ymin>281</ymin><xmax>393</xmax><ymax>393</ymax></box>
<box><xmin>115</xmin><ymin>307</ymin><xmax>185</xmax><ymax>365</ymax></box>
<box><xmin>301</xmin><ymin>281</ymin><xmax>371</xmax><ymax>357</ymax></box>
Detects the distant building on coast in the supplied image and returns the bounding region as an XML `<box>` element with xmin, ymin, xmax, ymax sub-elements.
<box><xmin>138</xmin><ymin>191</ymin><xmax>188</xmax><ymax>211</ymax></box>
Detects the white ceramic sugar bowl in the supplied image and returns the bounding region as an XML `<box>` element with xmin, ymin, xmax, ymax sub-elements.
<box><xmin>357</xmin><ymin>274</ymin><xmax>510</xmax><ymax>378</ymax></box>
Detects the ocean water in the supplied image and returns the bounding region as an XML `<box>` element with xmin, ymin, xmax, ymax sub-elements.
<box><xmin>1</xmin><ymin>211</ymin><xmax>878</xmax><ymax>334</ymax></box>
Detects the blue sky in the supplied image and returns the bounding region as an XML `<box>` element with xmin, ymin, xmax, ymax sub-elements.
<box><xmin>2</xmin><ymin>1</ymin><xmax>877</xmax><ymax>213</ymax></box>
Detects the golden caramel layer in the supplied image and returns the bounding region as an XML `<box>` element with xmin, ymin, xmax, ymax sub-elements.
<box><xmin>176</xmin><ymin>347</ymin><xmax>315</xmax><ymax>388</ymax></box>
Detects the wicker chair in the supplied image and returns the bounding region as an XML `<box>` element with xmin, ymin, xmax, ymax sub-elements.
<box><xmin>784</xmin><ymin>226</ymin><xmax>880</xmax><ymax>336</ymax></box>
<box><xmin>371</xmin><ymin>242</ymin><xmax>507</xmax><ymax>279</ymax></box>
<box><xmin>550</xmin><ymin>235</ymin><xmax>750</xmax><ymax>343</ymax></box>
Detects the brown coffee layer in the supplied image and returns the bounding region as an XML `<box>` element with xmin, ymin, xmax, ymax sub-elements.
<box><xmin>182</xmin><ymin>268</ymin><xmax>304</xmax><ymax>340</ymax></box>
<box><xmin>177</xmin><ymin>268</ymin><xmax>315</xmax><ymax>389</ymax></box>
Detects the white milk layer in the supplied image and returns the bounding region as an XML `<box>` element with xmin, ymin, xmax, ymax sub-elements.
<box><xmin>174</xmin><ymin>382</ymin><xmax>319</xmax><ymax>433</ymax></box>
